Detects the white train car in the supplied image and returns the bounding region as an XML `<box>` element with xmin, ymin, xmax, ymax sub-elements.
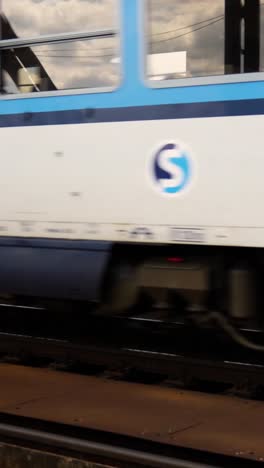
<box><xmin>0</xmin><ymin>0</ymin><xmax>264</xmax><ymax>333</ymax></box>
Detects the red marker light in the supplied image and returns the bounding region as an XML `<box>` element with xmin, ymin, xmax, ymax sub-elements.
<box><xmin>167</xmin><ymin>257</ymin><xmax>184</xmax><ymax>263</ymax></box>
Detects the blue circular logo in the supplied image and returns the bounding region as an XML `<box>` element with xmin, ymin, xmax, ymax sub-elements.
<box><xmin>151</xmin><ymin>142</ymin><xmax>192</xmax><ymax>195</ymax></box>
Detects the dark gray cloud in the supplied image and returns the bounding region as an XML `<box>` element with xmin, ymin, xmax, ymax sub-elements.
<box><xmin>3</xmin><ymin>0</ymin><xmax>117</xmax><ymax>36</ymax></box>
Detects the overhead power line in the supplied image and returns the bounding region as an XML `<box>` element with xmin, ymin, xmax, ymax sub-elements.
<box><xmin>24</xmin><ymin>15</ymin><xmax>225</xmax><ymax>60</ymax></box>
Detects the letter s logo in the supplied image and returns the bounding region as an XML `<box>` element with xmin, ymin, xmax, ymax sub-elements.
<box><xmin>158</xmin><ymin>147</ymin><xmax>184</xmax><ymax>191</ymax></box>
<box><xmin>150</xmin><ymin>142</ymin><xmax>193</xmax><ymax>196</ymax></box>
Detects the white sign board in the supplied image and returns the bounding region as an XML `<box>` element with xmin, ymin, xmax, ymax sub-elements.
<box><xmin>148</xmin><ymin>51</ymin><xmax>187</xmax><ymax>79</ymax></box>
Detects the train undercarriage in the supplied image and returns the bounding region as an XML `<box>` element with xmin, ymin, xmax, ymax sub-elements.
<box><xmin>100</xmin><ymin>244</ymin><xmax>264</xmax><ymax>350</ymax></box>
<box><xmin>1</xmin><ymin>240</ymin><xmax>264</xmax><ymax>351</ymax></box>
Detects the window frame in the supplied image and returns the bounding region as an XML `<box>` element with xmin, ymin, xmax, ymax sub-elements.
<box><xmin>142</xmin><ymin>0</ymin><xmax>264</xmax><ymax>89</ymax></box>
<box><xmin>0</xmin><ymin>0</ymin><xmax>122</xmax><ymax>99</ymax></box>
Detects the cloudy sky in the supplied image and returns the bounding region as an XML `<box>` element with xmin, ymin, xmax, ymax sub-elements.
<box><xmin>2</xmin><ymin>0</ymin><xmax>264</xmax><ymax>93</ymax></box>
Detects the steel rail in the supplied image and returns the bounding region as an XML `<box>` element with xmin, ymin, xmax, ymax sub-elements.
<box><xmin>0</xmin><ymin>331</ymin><xmax>263</xmax><ymax>387</ymax></box>
<box><xmin>0</xmin><ymin>418</ymin><xmax>257</xmax><ymax>468</ymax></box>
<box><xmin>0</xmin><ymin>422</ymin><xmax>211</xmax><ymax>468</ymax></box>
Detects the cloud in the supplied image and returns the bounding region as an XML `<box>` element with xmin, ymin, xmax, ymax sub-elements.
<box><xmin>33</xmin><ymin>40</ymin><xmax>119</xmax><ymax>89</ymax></box>
<box><xmin>3</xmin><ymin>0</ymin><xmax>117</xmax><ymax>36</ymax></box>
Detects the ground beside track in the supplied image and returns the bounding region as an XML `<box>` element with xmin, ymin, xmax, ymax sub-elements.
<box><xmin>0</xmin><ymin>443</ymin><xmax>113</xmax><ymax>468</ymax></box>
<box><xmin>0</xmin><ymin>363</ymin><xmax>262</xmax><ymax>462</ymax></box>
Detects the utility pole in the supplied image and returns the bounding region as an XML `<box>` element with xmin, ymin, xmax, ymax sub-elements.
<box><xmin>244</xmin><ymin>0</ymin><xmax>260</xmax><ymax>72</ymax></box>
<box><xmin>225</xmin><ymin>0</ymin><xmax>260</xmax><ymax>74</ymax></box>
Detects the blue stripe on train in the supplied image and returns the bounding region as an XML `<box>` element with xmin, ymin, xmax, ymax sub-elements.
<box><xmin>0</xmin><ymin>98</ymin><xmax>263</xmax><ymax>127</ymax></box>
<box><xmin>1</xmin><ymin>78</ymin><xmax>264</xmax><ymax>116</ymax></box>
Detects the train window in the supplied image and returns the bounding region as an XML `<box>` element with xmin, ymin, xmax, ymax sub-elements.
<box><xmin>146</xmin><ymin>0</ymin><xmax>264</xmax><ymax>84</ymax></box>
<box><xmin>0</xmin><ymin>0</ymin><xmax>120</xmax><ymax>94</ymax></box>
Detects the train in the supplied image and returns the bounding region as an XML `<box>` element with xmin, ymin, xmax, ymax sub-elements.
<box><xmin>0</xmin><ymin>0</ymin><xmax>264</xmax><ymax>338</ymax></box>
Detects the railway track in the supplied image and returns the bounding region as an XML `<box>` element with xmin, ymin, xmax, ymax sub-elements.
<box><xmin>0</xmin><ymin>331</ymin><xmax>264</xmax><ymax>394</ymax></box>
<box><xmin>0</xmin><ymin>304</ymin><xmax>263</xmax><ymax>393</ymax></box>
<box><xmin>0</xmin><ymin>304</ymin><xmax>263</xmax><ymax>465</ymax></box>
<box><xmin>0</xmin><ymin>413</ymin><xmax>252</xmax><ymax>468</ymax></box>
<box><xmin>0</xmin><ymin>302</ymin><xmax>263</xmax><ymax>359</ymax></box>
<box><xmin>0</xmin><ymin>363</ymin><xmax>263</xmax><ymax>465</ymax></box>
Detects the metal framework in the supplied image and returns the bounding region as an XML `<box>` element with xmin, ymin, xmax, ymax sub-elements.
<box><xmin>0</xmin><ymin>29</ymin><xmax>116</xmax><ymax>50</ymax></box>
<box><xmin>0</xmin><ymin>12</ymin><xmax>116</xmax><ymax>93</ymax></box>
